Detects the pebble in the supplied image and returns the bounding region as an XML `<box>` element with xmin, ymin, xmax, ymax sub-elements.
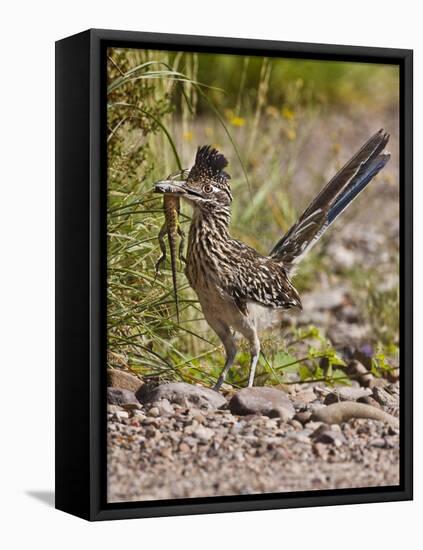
<box><xmin>294</xmin><ymin>411</ymin><xmax>313</xmax><ymax>424</ymax></box>
<box><xmin>193</xmin><ymin>425</ymin><xmax>215</xmax><ymax>443</ymax></box>
<box><xmin>148</xmin><ymin>407</ymin><xmax>160</xmax><ymax>417</ymax></box>
<box><xmin>178</xmin><ymin>442</ymin><xmax>190</xmax><ymax>453</ymax></box>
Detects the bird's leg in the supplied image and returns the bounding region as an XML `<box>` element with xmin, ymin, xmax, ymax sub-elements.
<box><xmin>248</xmin><ymin>344</ymin><xmax>260</xmax><ymax>387</ymax></box>
<box><xmin>177</xmin><ymin>225</ymin><xmax>186</xmax><ymax>265</ymax></box>
<box><xmin>244</xmin><ymin>325</ymin><xmax>261</xmax><ymax>388</ymax></box>
<box><xmin>206</xmin><ymin>318</ymin><xmax>237</xmax><ymax>392</ymax></box>
<box><xmin>155</xmin><ymin>222</ymin><xmax>168</xmax><ymax>276</ymax></box>
<box><xmin>214</xmin><ymin>345</ymin><xmax>237</xmax><ymax>392</ymax></box>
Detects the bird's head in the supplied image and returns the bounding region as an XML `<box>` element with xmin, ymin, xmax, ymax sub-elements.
<box><xmin>154</xmin><ymin>146</ymin><xmax>232</xmax><ymax>212</ymax></box>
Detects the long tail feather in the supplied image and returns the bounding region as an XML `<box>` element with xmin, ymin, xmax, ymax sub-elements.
<box><xmin>270</xmin><ymin>129</ymin><xmax>390</xmax><ymax>270</ymax></box>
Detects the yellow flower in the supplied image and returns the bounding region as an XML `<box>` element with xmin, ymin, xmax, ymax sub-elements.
<box><xmin>183</xmin><ymin>131</ymin><xmax>193</xmax><ymax>142</ymax></box>
<box><xmin>282</xmin><ymin>106</ymin><xmax>295</xmax><ymax>120</ymax></box>
<box><xmin>224</xmin><ymin>109</ymin><xmax>245</xmax><ymax>127</ymax></box>
<box><xmin>230</xmin><ymin>116</ymin><xmax>245</xmax><ymax>127</ymax></box>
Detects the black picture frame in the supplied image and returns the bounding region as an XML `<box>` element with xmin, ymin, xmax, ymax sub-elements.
<box><xmin>55</xmin><ymin>28</ymin><xmax>413</xmax><ymax>521</ymax></box>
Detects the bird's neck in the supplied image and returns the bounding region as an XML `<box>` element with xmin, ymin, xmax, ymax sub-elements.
<box><xmin>189</xmin><ymin>205</ymin><xmax>231</xmax><ymax>243</ymax></box>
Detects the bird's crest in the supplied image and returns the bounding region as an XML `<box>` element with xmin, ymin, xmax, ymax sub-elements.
<box><xmin>188</xmin><ymin>145</ymin><xmax>231</xmax><ymax>187</ymax></box>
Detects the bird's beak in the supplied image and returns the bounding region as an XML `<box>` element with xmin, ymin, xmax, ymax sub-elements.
<box><xmin>154</xmin><ymin>180</ymin><xmax>187</xmax><ymax>195</ymax></box>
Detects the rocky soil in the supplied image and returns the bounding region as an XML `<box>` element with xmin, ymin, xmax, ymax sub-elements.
<box><xmin>107</xmin><ymin>372</ymin><xmax>400</xmax><ymax>503</ymax></box>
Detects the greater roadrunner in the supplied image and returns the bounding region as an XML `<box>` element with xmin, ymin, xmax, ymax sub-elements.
<box><xmin>155</xmin><ymin>129</ymin><xmax>390</xmax><ymax>391</ymax></box>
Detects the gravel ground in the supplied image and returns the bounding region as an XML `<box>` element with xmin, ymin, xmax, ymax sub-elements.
<box><xmin>107</xmin><ymin>381</ymin><xmax>400</xmax><ymax>503</ymax></box>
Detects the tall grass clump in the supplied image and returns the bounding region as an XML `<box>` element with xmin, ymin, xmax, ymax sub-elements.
<box><xmin>106</xmin><ymin>48</ymin><xmax>400</xmax><ymax>387</ymax></box>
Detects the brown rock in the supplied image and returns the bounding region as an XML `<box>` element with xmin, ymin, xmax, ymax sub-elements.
<box><xmin>107</xmin><ymin>369</ymin><xmax>143</xmax><ymax>393</ymax></box>
<box><xmin>229</xmin><ymin>387</ymin><xmax>294</xmax><ymax>419</ymax></box>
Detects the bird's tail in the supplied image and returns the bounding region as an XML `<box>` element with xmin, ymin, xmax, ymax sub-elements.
<box><xmin>270</xmin><ymin>129</ymin><xmax>390</xmax><ymax>271</ymax></box>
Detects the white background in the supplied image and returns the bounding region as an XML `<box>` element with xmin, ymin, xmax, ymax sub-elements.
<box><xmin>0</xmin><ymin>1</ymin><xmax>420</xmax><ymax>548</ymax></box>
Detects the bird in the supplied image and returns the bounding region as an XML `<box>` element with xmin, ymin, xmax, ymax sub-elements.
<box><xmin>154</xmin><ymin>129</ymin><xmax>390</xmax><ymax>391</ymax></box>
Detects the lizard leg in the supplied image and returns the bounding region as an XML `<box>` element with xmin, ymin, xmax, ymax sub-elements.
<box><xmin>177</xmin><ymin>225</ymin><xmax>186</xmax><ymax>265</ymax></box>
<box><xmin>155</xmin><ymin>222</ymin><xmax>168</xmax><ymax>276</ymax></box>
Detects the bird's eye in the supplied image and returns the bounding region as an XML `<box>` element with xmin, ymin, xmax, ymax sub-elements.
<box><xmin>203</xmin><ymin>184</ymin><xmax>213</xmax><ymax>194</ymax></box>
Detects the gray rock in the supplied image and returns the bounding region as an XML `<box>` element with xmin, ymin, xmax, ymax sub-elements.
<box><xmin>324</xmin><ymin>386</ymin><xmax>372</xmax><ymax>405</ymax></box>
<box><xmin>107</xmin><ymin>387</ymin><xmax>139</xmax><ymax>407</ymax></box>
<box><xmin>311</xmin><ymin>401</ymin><xmax>399</xmax><ymax>427</ymax></box>
<box><xmin>229</xmin><ymin>387</ymin><xmax>295</xmax><ymax>419</ymax></box>
<box><xmin>372</xmin><ymin>387</ymin><xmax>398</xmax><ymax>408</ymax></box>
<box><xmin>136</xmin><ymin>382</ymin><xmax>227</xmax><ymax>410</ymax></box>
